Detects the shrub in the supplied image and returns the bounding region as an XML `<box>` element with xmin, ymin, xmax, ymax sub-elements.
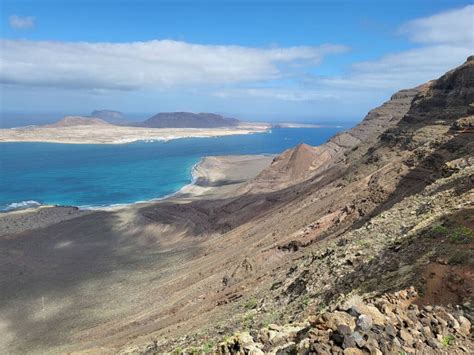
<box><xmin>449</xmin><ymin>226</ymin><xmax>474</xmax><ymax>244</ymax></box>
<box><xmin>244</xmin><ymin>298</ymin><xmax>258</xmax><ymax>310</ymax></box>
<box><xmin>202</xmin><ymin>341</ymin><xmax>214</xmax><ymax>353</ymax></box>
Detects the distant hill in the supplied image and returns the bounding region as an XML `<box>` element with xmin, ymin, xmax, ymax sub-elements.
<box><xmin>141</xmin><ymin>112</ymin><xmax>240</xmax><ymax>128</ymax></box>
<box><xmin>47</xmin><ymin>116</ymin><xmax>112</xmax><ymax>127</ymax></box>
<box><xmin>91</xmin><ymin>110</ymin><xmax>128</xmax><ymax>125</ymax></box>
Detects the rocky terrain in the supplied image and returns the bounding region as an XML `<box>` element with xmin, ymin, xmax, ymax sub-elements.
<box><xmin>0</xmin><ymin>58</ymin><xmax>472</xmax><ymax>354</ymax></box>
<box><xmin>141</xmin><ymin>112</ymin><xmax>240</xmax><ymax>128</ymax></box>
<box><xmin>210</xmin><ymin>287</ymin><xmax>472</xmax><ymax>354</ymax></box>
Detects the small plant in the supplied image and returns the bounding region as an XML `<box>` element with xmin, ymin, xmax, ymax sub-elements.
<box><xmin>244</xmin><ymin>297</ymin><xmax>258</xmax><ymax>310</ymax></box>
<box><xmin>317</xmin><ymin>302</ymin><xmax>327</xmax><ymax>313</ymax></box>
<box><xmin>449</xmin><ymin>226</ymin><xmax>474</xmax><ymax>244</ymax></box>
<box><xmin>242</xmin><ymin>312</ymin><xmax>254</xmax><ymax>329</ymax></box>
<box><xmin>172</xmin><ymin>346</ymin><xmax>183</xmax><ymax>355</ymax></box>
<box><xmin>441</xmin><ymin>334</ymin><xmax>455</xmax><ymax>346</ymax></box>
<box><xmin>202</xmin><ymin>341</ymin><xmax>214</xmax><ymax>353</ymax></box>
<box><xmin>301</xmin><ymin>295</ymin><xmax>311</xmax><ymax>308</ymax></box>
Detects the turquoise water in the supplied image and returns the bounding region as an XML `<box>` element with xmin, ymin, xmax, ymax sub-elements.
<box><xmin>0</xmin><ymin>127</ymin><xmax>344</xmax><ymax>210</ymax></box>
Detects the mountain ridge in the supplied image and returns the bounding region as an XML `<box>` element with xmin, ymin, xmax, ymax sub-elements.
<box><xmin>127</xmin><ymin>56</ymin><xmax>473</xmax><ymax>354</ymax></box>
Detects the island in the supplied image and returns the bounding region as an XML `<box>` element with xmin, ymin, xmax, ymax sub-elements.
<box><xmin>0</xmin><ymin>113</ymin><xmax>270</xmax><ymax>144</ymax></box>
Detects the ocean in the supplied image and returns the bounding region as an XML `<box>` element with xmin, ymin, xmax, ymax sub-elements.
<box><xmin>0</xmin><ymin>127</ymin><xmax>345</xmax><ymax>210</ymax></box>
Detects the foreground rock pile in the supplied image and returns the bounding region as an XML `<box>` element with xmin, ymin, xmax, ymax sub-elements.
<box><xmin>214</xmin><ymin>288</ymin><xmax>472</xmax><ymax>355</ymax></box>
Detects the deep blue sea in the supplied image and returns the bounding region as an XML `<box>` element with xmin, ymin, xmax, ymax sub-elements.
<box><xmin>0</xmin><ymin>127</ymin><xmax>345</xmax><ymax>210</ymax></box>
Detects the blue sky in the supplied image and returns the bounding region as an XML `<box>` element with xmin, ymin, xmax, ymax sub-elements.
<box><xmin>0</xmin><ymin>0</ymin><xmax>473</xmax><ymax>124</ymax></box>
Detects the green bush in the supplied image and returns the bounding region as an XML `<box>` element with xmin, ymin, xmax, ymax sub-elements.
<box><xmin>441</xmin><ymin>334</ymin><xmax>455</xmax><ymax>346</ymax></box>
<box><xmin>202</xmin><ymin>341</ymin><xmax>214</xmax><ymax>353</ymax></box>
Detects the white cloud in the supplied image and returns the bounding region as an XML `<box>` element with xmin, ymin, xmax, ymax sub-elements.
<box><xmin>0</xmin><ymin>39</ymin><xmax>347</xmax><ymax>90</ymax></box>
<box><xmin>399</xmin><ymin>5</ymin><xmax>474</xmax><ymax>45</ymax></box>
<box><xmin>8</xmin><ymin>15</ymin><xmax>35</xmax><ymax>30</ymax></box>
<box><xmin>214</xmin><ymin>88</ymin><xmax>339</xmax><ymax>102</ymax></box>
<box><xmin>302</xmin><ymin>6</ymin><xmax>473</xmax><ymax>97</ymax></box>
<box><xmin>320</xmin><ymin>45</ymin><xmax>471</xmax><ymax>91</ymax></box>
<box><xmin>212</xmin><ymin>6</ymin><xmax>473</xmax><ymax>104</ymax></box>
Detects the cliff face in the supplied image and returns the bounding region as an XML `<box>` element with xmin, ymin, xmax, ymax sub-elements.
<box><xmin>245</xmin><ymin>87</ymin><xmax>420</xmax><ymax>192</ymax></box>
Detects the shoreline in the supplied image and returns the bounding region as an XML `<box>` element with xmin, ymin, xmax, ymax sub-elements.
<box><xmin>0</xmin><ymin>154</ymin><xmax>274</xmax><ymax>235</ymax></box>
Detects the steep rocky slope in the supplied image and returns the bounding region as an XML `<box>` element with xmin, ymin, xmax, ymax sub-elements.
<box><xmin>245</xmin><ymin>87</ymin><xmax>420</xmax><ymax>192</ymax></box>
<box><xmin>121</xmin><ymin>57</ymin><xmax>473</xmax><ymax>354</ymax></box>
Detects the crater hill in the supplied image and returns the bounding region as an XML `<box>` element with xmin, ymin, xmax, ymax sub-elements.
<box><xmin>140</xmin><ymin>112</ymin><xmax>240</xmax><ymax>128</ymax></box>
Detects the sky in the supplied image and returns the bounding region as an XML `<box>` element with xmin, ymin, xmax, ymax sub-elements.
<box><xmin>0</xmin><ymin>0</ymin><xmax>473</xmax><ymax>125</ymax></box>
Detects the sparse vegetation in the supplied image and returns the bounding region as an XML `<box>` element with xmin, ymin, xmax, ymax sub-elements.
<box><xmin>317</xmin><ymin>302</ymin><xmax>327</xmax><ymax>313</ymax></box>
<box><xmin>261</xmin><ymin>310</ymin><xmax>279</xmax><ymax>328</ymax></box>
<box><xmin>448</xmin><ymin>250</ymin><xmax>470</xmax><ymax>265</ymax></box>
<box><xmin>427</xmin><ymin>223</ymin><xmax>474</xmax><ymax>244</ymax></box>
<box><xmin>449</xmin><ymin>225</ymin><xmax>474</xmax><ymax>244</ymax></box>
<box><xmin>427</xmin><ymin>224</ymin><xmax>449</xmax><ymax>238</ymax></box>
<box><xmin>242</xmin><ymin>312</ymin><xmax>255</xmax><ymax>329</ymax></box>
<box><xmin>301</xmin><ymin>295</ymin><xmax>311</xmax><ymax>308</ymax></box>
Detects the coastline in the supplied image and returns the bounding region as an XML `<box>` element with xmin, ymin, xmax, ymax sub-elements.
<box><xmin>0</xmin><ymin>154</ymin><xmax>274</xmax><ymax>236</ymax></box>
<box><xmin>0</xmin><ymin>123</ymin><xmax>270</xmax><ymax>145</ymax></box>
